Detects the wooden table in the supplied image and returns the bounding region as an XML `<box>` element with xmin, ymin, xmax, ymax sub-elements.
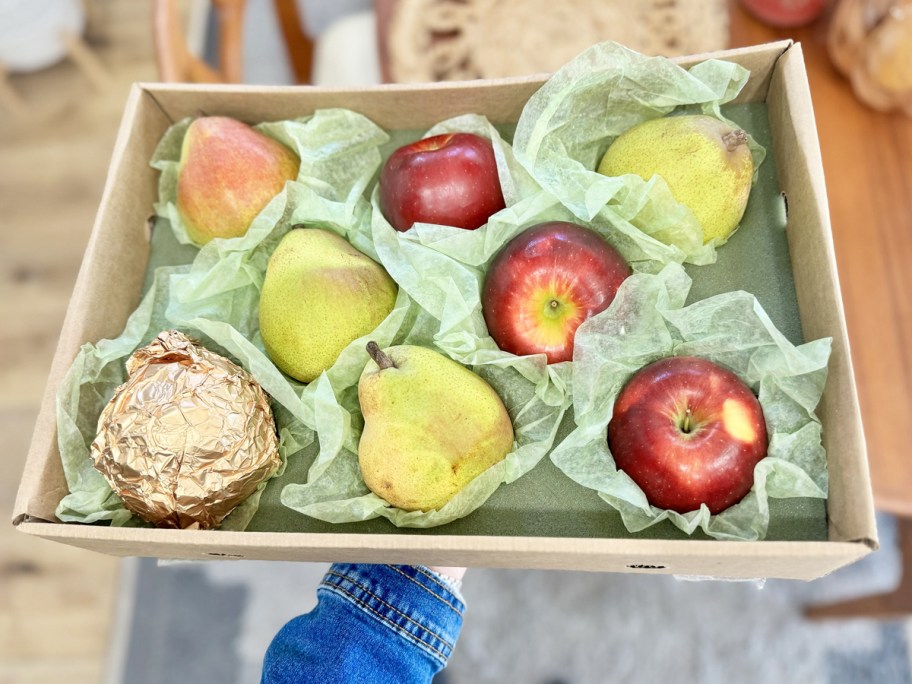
<box><xmin>731</xmin><ymin>3</ymin><xmax>912</xmax><ymax>618</ymax></box>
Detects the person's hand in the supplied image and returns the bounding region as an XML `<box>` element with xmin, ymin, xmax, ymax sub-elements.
<box><xmin>428</xmin><ymin>566</ymin><xmax>467</xmax><ymax>582</ymax></box>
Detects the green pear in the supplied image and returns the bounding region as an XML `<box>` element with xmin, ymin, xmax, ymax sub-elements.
<box><xmin>177</xmin><ymin>116</ymin><xmax>300</xmax><ymax>245</ymax></box>
<box><xmin>358</xmin><ymin>342</ymin><xmax>514</xmax><ymax>512</ymax></box>
<box><xmin>259</xmin><ymin>229</ymin><xmax>398</xmax><ymax>383</ymax></box>
<box><xmin>597</xmin><ymin>115</ymin><xmax>754</xmax><ymax>244</ymax></box>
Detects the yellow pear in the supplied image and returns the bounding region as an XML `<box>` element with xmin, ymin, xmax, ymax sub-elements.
<box><xmin>597</xmin><ymin>115</ymin><xmax>754</xmax><ymax>244</ymax></box>
<box><xmin>259</xmin><ymin>229</ymin><xmax>397</xmax><ymax>383</ymax></box>
<box><xmin>358</xmin><ymin>342</ymin><xmax>514</xmax><ymax>512</ymax></box>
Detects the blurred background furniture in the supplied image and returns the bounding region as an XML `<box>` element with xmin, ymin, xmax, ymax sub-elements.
<box><xmin>0</xmin><ymin>0</ymin><xmax>110</xmax><ymax>117</ymax></box>
<box><xmin>153</xmin><ymin>0</ymin><xmax>313</xmax><ymax>82</ymax></box>
<box><xmin>157</xmin><ymin>0</ymin><xmax>733</xmax><ymax>86</ymax></box>
<box><xmin>376</xmin><ymin>0</ymin><xmax>729</xmax><ymax>82</ymax></box>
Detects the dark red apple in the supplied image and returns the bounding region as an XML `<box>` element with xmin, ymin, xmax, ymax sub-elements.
<box><xmin>739</xmin><ymin>0</ymin><xmax>828</xmax><ymax>27</ymax></box>
<box><xmin>379</xmin><ymin>132</ymin><xmax>505</xmax><ymax>232</ymax></box>
<box><xmin>482</xmin><ymin>221</ymin><xmax>630</xmax><ymax>363</ymax></box>
<box><xmin>608</xmin><ymin>356</ymin><xmax>768</xmax><ymax>514</ymax></box>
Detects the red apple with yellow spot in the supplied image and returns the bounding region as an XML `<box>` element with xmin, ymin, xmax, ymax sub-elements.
<box><xmin>482</xmin><ymin>221</ymin><xmax>630</xmax><ymax>363</ymax></box>
<box><xmin>379</xmin><ymin>132</ymin><xmax>505</xmax><ymax>232</ymax></box>
<box><xmin>607</xmin><ymin>356</ymin><xmax>768</xmax><ymax>514</ymax></box>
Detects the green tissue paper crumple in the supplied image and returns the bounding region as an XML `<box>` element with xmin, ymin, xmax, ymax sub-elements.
<box><xmin>55</xmin><ymin>108</ymin><xmax>393</xmax><ymax>529</ymax></box>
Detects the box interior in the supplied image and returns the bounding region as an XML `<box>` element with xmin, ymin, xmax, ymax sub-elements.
<box><xmin>129</xmin><ymin>98</ymin><xmax>827</xmax><ymax>542</ymax></box>
<box><xmin>13</xmin><ymin>41</ymin><xmax>877</xmax><ymax>576</ymax></box>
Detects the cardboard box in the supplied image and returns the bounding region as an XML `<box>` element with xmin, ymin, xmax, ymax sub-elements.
<box><xmin>13</xmin><ymin>41</ymin><xmax>878</xmax><ymax>579</ymax></box>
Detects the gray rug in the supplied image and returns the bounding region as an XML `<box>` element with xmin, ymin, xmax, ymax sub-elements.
<box><xmin>110</xmin><ymin>514</ymin><xmax>912</xmax><ymax>684</ymax></box>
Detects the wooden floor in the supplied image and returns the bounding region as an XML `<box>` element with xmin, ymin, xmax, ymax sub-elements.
<box><xmin>2</xmin><ymin>4</ymin><xmax>911</xmax><ymax>684</ymax></box>
<box><xmin>0</xmin><ymin>3</ymin><xmax>156</xmax><ymax>682</ymax></box>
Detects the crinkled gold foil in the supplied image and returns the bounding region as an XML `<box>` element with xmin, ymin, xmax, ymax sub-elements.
<box><xmin>90</xmin><ymin>330</ymin><xmax>281</xmax><ymax>529</ymax></box>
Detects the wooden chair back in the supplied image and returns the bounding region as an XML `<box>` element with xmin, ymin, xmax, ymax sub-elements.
<box><xmin>152</xmin><ymin>0</ymin><xmax>313</xmax><ymax>84</ymax></box>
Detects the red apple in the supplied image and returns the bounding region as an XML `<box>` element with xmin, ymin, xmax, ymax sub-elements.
<box><xmin>739</xmin><ymin>0</ymin><xmax>828</xmax><ymax>27</ymax></box>
<box><xmin>482</xmin><ymin>222</ymin><xmax>630</xmax><ymax>363</ymax></box>
<box><xmin>608</xmin><ymin>356</ymin><xmax>768</xmax><ymax>514</ymax></box>
<box><xmin>379</xmin><ymin>132</ymin><xmax>505</xmax><ymax>232</ymax></box>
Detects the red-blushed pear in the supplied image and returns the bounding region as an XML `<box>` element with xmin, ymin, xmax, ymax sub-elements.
<box><xmin>482</xmin><ymin>222</ymin><xmax>630</xmax><ymax>363</ymax></box>
<box><xmin>607</xmin><ymin>356</ymin><xmax>769</xmax><ymax>515</ymax></box>
<box><xmin>177</xmin><ymin>117</ymin><xmax>300</xmax><ymax>244</ymax></box>
<box><xmin>379</xmin><ymin>132</ymin><xmax>505</xmax><ymax>232</ymax></box>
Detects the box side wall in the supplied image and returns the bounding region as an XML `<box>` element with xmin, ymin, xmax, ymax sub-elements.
<box><xmin>672</xmin><ymin>40</ymin><xmax>789</xmax><ymax>103</ymax></box>
<box><xmin>13</xmin><ymin>86</ymin><xmax>172</xmax><ymax>523</ymax></box>
<box><xmin>143</xmin><ymin>77</ymin><xmax>544</xmax><ymax>130</ymax></box>
<box><xmin>767</xmin><ymin>45</ymin><xmax>877</xmax><ymax>546</ymax></box>
<box><xmin>17</xmin><ymin>522</ymin><xmax>869</xmax><ymax>580</ymax></box>
<box><xmin>141</xmin><ymin>41</ymin><xmax>789</xmax><ymax>128</ymax></box>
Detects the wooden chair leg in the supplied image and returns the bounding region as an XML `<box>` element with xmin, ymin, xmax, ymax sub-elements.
<box><xmin>0</xmin><ymin>64</ymin><xmax>28</xmax><ymax>119</ymax></box>
<box><xmin>213</xmin><ymin>0</ymin><xmax>246</xmax><ymax>83</ymax></box>
<box><xmin>61</xmin><ymin>31</ymin><xmax>112</xmax><ymax>91</ymax></box>
<box><xmin>273</xmin><ymin>0</ymin><xmax>313</xmax><ymax>84</ymax></box>
<box><xmin>805</xmin><ymin>516</ymin><xmax>912</xmax><ymax>620</ymax></box>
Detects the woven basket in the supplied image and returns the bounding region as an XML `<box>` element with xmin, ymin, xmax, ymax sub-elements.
<box><xmin>387</xmin><ymin>0</ymin><xmax>730</xmax><ymax>82</ymax></box>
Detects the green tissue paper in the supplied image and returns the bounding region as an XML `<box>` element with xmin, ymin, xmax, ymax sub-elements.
<box><xmin>56</xmin><ymin>108</ymin><xmax>394</xmax><ymax>530</ymax></box>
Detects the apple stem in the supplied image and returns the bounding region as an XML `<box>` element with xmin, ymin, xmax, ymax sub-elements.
<box><xmin>682</xmin><ymin>407</ymin><xmax>693</xmax><ymax>433</ymax></box>
<box><xmin>366</xmin><ymin>341</ymin><xmax>396</xmax><ymax>370</ymax></box>
<box><xmin>549</xmin><ymin>299</ymin><xmax>560</xmax><ymax>310</ymax></box>
<box><xmin>722</xmin><ymin>128</ymin><xmax>749</xmax><ymax>152</ymax></box>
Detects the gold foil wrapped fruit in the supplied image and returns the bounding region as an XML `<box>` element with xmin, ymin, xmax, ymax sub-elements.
<box><xmin>91</xmin><ymin>330</ymin><xmax>281</xmax><ymax>529</ymax></box>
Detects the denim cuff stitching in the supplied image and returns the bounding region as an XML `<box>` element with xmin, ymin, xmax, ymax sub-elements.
<box><xmin>384</xmin><ymin>565</ymin><xmax>464</xmax><ymax>616</ymax></box>
<box><xmin>319</xmin><ymin>583</ymin><xmax>450</xmax><ymax>666</ymax></box>
<box><xmin>415</xmin><ymin>566</ymin><xmax>464</xmax><ymax>600</ymax></box>
<box><xmin>324</xmin><ymin>570</ymin><xmax>456</xmax><ymax>651</ymax></box>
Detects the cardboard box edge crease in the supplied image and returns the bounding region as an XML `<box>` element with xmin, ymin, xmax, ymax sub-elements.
<box><xmin>12</xmin><ymin>41</ymin><xmax>878</xmax><ymax>578</ymax></box>
<box><xmin>765</xmin><ymin>43</ymin><xmax>877</xmax><ymax>551</ymax></box>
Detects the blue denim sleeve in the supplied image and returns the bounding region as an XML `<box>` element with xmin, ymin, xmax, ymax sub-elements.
<box><xmin>261</xmin><ymin>564</ymin><xmax>465</xmax><ymax>684</ymax></box>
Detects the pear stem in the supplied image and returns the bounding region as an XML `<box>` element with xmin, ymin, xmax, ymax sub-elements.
<box><xmin>367</xmin><ymin>341</ymin><xmax>396</xmax><ymax>370</ymax></box>
<box><xmin>722</xmin><ymin>128</ymin><xmax>749</xmax><ymax>152</ymax></box>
